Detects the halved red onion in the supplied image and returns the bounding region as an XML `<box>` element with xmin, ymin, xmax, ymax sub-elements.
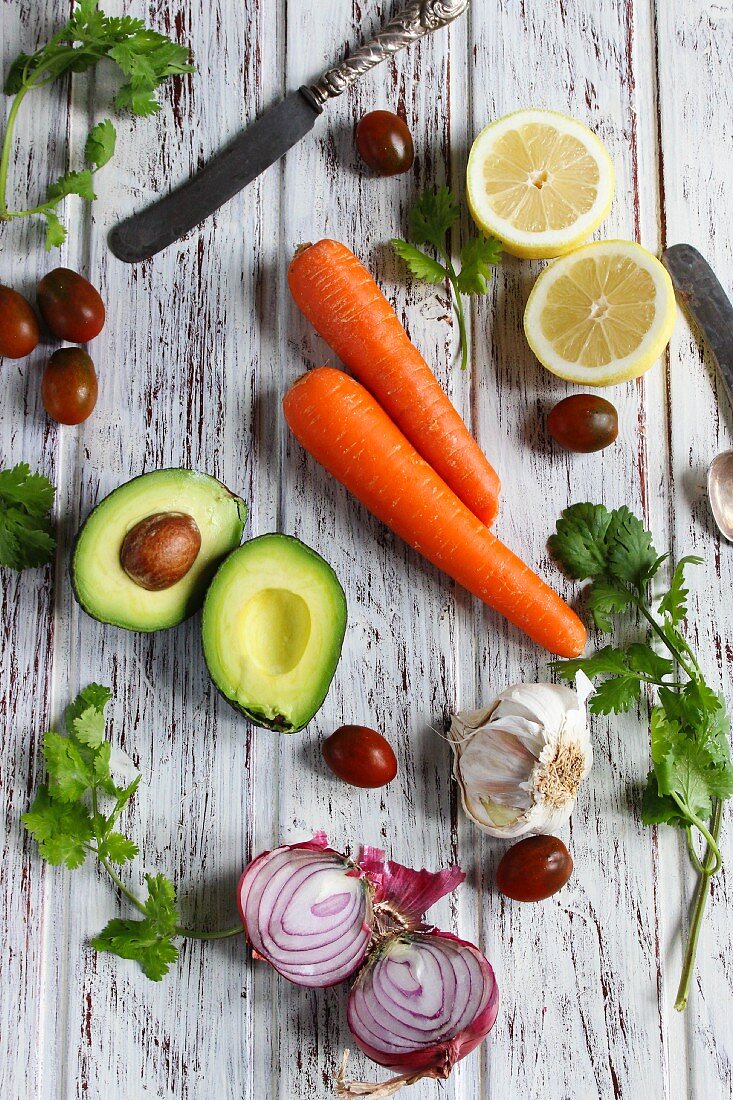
<box><xmin>238</xmin><ymin>835</ymin><xmax>372</xmax><ymax>988</ymax></box>
<box><xmin>346</xmin><ymin>930</ymin><xmax>498</xmax><ymax>1077</ymax></box>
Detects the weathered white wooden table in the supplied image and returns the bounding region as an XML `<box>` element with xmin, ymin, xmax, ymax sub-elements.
<box><xmin>2</xmin><ymin>1</ymin><xmax>732</xmax><ymax>1097</ymax></box>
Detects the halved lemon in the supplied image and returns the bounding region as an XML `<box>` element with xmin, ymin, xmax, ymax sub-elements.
<box><xmin>467</xmin><ymin>109</ymin><xmax>614</xmax><ymax>258</ymax></box>
<box><xmin>523</xmin><ymin>240</ymin><xmax>676</xmax><ymax>385</ymax></box>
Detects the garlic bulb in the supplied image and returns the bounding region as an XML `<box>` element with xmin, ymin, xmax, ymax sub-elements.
<box><xmin>449</xmin><ymin>673</ymin><xmax>594</xmax><ymax>838</ymax></box>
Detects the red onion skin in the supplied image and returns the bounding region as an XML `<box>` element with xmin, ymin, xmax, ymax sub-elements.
<box><xmin>357</xmin><ymin>847</ymin><xmax>465</xmax><ymax>925</ymax></box>
<box><xmin>346</xmin><ymin>930</ymin><xmax>499</xmax><ymax>1076</ymax></box>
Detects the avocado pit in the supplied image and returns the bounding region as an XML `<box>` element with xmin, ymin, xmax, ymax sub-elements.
<box><xmin>120</xmin><ymin>511</ymin><xmax>201</xmax><ymax>591</ymax></box>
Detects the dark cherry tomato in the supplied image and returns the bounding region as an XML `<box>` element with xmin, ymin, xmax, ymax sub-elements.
<box><xmin>37</xmin><ymin>268</ymin><xmax>105</xmax><ymax>342</ymax></box>
<box><xmin>322</xmin><ymin>724</ymin><xmax>398</xmax><ymax>788</ymax></box>
<box><xmin>0</xmin><ymin>285</ymin><xmax>40</xmax><ymax>359</ymax></box>
<box><xmin>355</xmin><ymin>111</ymin><xmax>414</xmax><ymax>176</ymax></box>
<box><xmin>496</xmin><ymin>835</ymin><xmax>573</xmax><ymax>902</ymax></box>
<box><xmin>547</xmin><ymin>394</ymin><xmax>618</xmax><ymax>453</ymax></box>
<box><xmin>41</xmin><ymin>347</ymin><xmax>98</xmax><ymax>425</ymax></box>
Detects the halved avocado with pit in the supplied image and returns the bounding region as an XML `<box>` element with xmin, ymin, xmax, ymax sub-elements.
<box><xmin>202</xmin><ymin>534</ymin><xmax>347</xmax><ymax>732</ymax></box>
<box><xmin>72</xmin><ymin>469</ymin><xmax>247</xmax><ymax>631</ymax></box>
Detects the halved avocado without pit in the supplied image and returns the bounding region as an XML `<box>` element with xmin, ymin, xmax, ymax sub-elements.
<box><xmin>202</xmin><ymin>534</ymin><xmax>347</xmax><ymax>732</ymax></box>
<box><xmin>72</xmin><ymin>469</ymin><xmax>247</xmax><ymax>631</ymax></box>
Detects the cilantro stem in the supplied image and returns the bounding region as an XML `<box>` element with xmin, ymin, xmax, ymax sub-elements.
<box><xmin>633</xmin><ymin>596</ymin><xmax>698</xmax><ymax>682</ymax></box>
<box><xmin>175</xmin><ymin>924</ymin><xmax>243</xmax><ymax>941</ymax></box>
<box><xmin>675</xmin><ymin>798</ymin><xmax>723</xmax><ymax>1011</ymax></box>
<box><xmin>670</xmin><ymin>794</ymin><xmax>722</xmax><ymax>873</ymax></box>
<box><xmin>98</xmin><ymin>854</ymin><xmax>149</xmax><ymax>916</ymax></box>
<box><xmin>0</xmin><ymin>87</ymin><xmax>30</xmax><ymax>219</ymax></box>
<box><xmin>439</xmin><ymin>247</ymin><xmax>469</xmax><ymax>372</ymax></box>
<box><xmin>685</xmin><ymin>827</ymin><xmax>705</xmax><ymax>877</ymax></box>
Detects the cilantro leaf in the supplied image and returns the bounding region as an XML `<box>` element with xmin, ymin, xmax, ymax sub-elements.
<box><xmin>47</xmin><ymin>169</ymin><xmax>96</xmax><ymax>203</ymax></box>
<box><xmin>591</xmin><ymin>674</ymin><xmax>641</xmax><ymax>714</ymax></box>
<box><xmin>0</xmin><ymin>465</ymin><xmax>56</xmax><ymax>570</ymax></box>
<box><xmin>91</xmin><ymin>873</ymin><xmax>180</xmax><ymax>980</ymax></box>
<box><xmin>454</xmin><ymin>235</ymin><xmax>502</xmax><ymax>295</ymax></box>
<box><xmin>408</xmin><ymin>185</ymin><xmax>458</xmax><ymax>250</ymax></box>
<box><xmin>659</xmin><ymin>556</ymin><xmax>703</xmax><ymax>624</ymax></box>
<box><xmin>4</xmin><ymin>53</ymin><xmax>34</xmax><ymax>95</ymax></box>
<box><xmin>0</xmin><ymin>465</ymin><xmax>54</xmax><ymax>513</ymax></box>
<box><xmin>43</xmin><ymin>210</ymin><xmax>67</xmax><ymax>250</ymax></box>
<box><xmin>586</xmin><ymin>579</ymin><xmax>633</xmax><ymax>632</ymax></box>
<box><xmin>549</xmin><ymin>503</ymin><xmax>613</xmax><ymax>579</ymax></box>
<box><xmin>65</xmin><ymin>685</ymin><xmax>112</xmax><ymax>744</ymax></box>
<box><xmin>91</xmin><ymin>917</ymin><xmax>179</xmax><ymax>981</ymax></box>
<box><xmin>102</xmin><ymin>832</ymin><xmax>139</xmax><ymax>864</ymax></box>
<box><xmin>143</xmin><ymin>873</ymin><xmax>179</xmax><ymax>934</ymax></box>
<box><xmin>390</xmin><ymin>239</ymin><xmax>447</xmax><ymax>285</ymax></box>
<box><xmin>114</xmin><ymin>84</ymin><xmax>160</xmax><ymax>117</ymax></box>
<box><xmin>553</xmin><ymin>644</ymin><xmax>631</xmax><ymax>680</ymax></box>
<box><xmin>84</xmin><ymin>118</ymin><xmax>116</xmax><ymax>168</ymax></box>
<box><xmin>641</xmin><ymin>772</ymin><xmax>688</xmax><ymax>827</ymax></box>
<box><xmin>22</xmin><ymin>786</ymin><xmax>94</xmax><ymax>868</ymax></box>
<box><xmin>43</xmin><ymin>730</ymin><xmax>94</xmax><ymax>802</ymax></box>
<box><xmin>626</xmin><ymin>643</ymin><xmax>675</xmax><ymax>682</ymax></box>
<box><xmin>604</xmin><ymin>506</ymin><xmax>660</xmax><ymax>589</ymax></box>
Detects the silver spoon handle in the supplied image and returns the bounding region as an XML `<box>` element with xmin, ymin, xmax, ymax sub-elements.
<box><xmin>310</xmin><ymin>0</ymin><xmax>469</xmax><ymax>104</ymax></box>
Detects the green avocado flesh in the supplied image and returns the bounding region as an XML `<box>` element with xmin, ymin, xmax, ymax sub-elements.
<box><xmin>72</xmin><ymin>469</ymin><xmax>247</xmax><ymax>631</ymax></box>
<box><xmin>202</xmin><ymin>534</ymin><xmax>347</xmax><ymax>732</ymax></box>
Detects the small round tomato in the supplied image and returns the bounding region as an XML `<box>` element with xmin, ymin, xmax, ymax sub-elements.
<box><xmin>355</xmin><ymin>111</ymin><xmax>414</xmax><ymax>176</ymax></box>
<box><xmin>322</xmin><ymin>725</ymin><xmax>398</xmax><ymax>788</ymax></box>
<box><xmin>41</xmin><ymin>348</ymin><xmax>98</xmax><ymax>425</ymax></box>
<box><xmin>37</xmin><ymin>268</ymin><xmax>105</xmax><ymax>342</ymax></box>
<box><xmin>496</xmin><ymin>835</ymin><xmax>573</xmax><ymax>902</ymax></box>
<box><xmin>0</xmin><ymin>285</ymin><xmax>40</xmax><ymax>359</ymax></box>
<box><xmin>547</xmin><ymin>394</ymin><xmax>618</xmax><ymax>453</ymax></box>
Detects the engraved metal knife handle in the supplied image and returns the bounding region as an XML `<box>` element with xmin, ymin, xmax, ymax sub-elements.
<box><xmin>310</xmin><ymin>0</ymin><xmax>469</xmax><ymax>104</ymax></box>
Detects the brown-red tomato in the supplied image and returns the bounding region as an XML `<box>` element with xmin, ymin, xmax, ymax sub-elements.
<box><xmin>0</xmin><ymin>285</ymin><xmax>40</xmax><ymax>359</ymax></box>
<box><xmin>355</xmin><ymin>111</ymin><xmax>415</xmax><ymax>176</ymax></box>
<box><xmin>496</xmin><ymin>835</ymin><xmax>573</xmax><ymax>902</ymax></box>
<box><xmin>41</xmin><ymin>347</ymin><xmax>98</xmax><ymax>425</ymax></box>
<box><xmin>322</xmin><ymin>725</ymin><xmax>398</xmax><ymax>788</ymax></box>
<box><xmin>547</xmin><ymin>394</ymin><xmax>618</xmax><ymax>453</ymax></box>
<box><xmin>37</xmin><ymin>268</ymin><xmax>105</xmax><ymax>343</ymax></box>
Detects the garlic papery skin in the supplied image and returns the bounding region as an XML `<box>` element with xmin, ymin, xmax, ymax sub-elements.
<box><xmin>449</xmin><ymin>673</ymin><xmax>594</xmax><ymax>838</ymax></box>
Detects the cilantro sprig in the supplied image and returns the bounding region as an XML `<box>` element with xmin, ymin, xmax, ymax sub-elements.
<box><xmin>0</xmin><ymin>0</ymin><xmax>194</xmax><ymax>249</ymax></box>
<box><xmin>391</xmin><ymin>186</ymin><xmax>502</xmax><ymax>371</ymax></box>
<box><xmin>23</xmin><ymin>686</ymin><xmax>242</xmax><ymax>980</ymax></box>
<box><xmin>0</xmin><ymin>463</ymin><xmax>56</xmax><ymax>570</ymax></box>
<box><xmin>549</xmin><ymin>503</ymin><xmax>733</xmax><ymax>1010</ymax></box>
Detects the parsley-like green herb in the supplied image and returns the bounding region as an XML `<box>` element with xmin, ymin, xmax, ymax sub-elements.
<box><xmin>549</xmin><ymin>503</ymin><xmax>732</xmax><ymax>1010</ymax></box>
<box><xmin>0</xmin><ymin>1</ymin><xmax>194</xmax><ymax>248</ymax></box>
<box><xmin>0</xmin><ymin>463</ymin><xmax>55</xmax><ymax>570</ymax></box>
<box><xmin>391</xmin><ymin>186</ymin><xmax>502</xmax><ymax>371</ymax></box>
<box><xmin>23</xmin><ymin>686</ymin><xmax>242</xmax><ymax>981</ymax></box>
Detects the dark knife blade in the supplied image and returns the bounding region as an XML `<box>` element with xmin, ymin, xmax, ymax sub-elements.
<box><xmin>662</xmin><ymin>243</ymin><xmax>733</xmax><ymax>411</ymax></box>
<box><xmin>108</xmin><ymin>88</ymin><xmax>322</xmax><ymax>264</ymax></box>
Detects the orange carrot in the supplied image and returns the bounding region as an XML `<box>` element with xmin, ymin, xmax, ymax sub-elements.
<box><xmin>288</xmin><ymin>239</ymin><xmax>501</xmax><ymax>527</ymax></box>
<box><xmin>283</xmin><ymin>367</ymin><xmax>586</xmax><ymax>658</ymax></box>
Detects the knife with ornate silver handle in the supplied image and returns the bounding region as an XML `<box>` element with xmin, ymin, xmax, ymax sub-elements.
<box><xmin>109</xmin><ymin>0</ymin><xmax>469</xmax><ymax>264</ymax></box>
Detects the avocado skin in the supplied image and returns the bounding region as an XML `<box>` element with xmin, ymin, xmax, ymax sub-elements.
<box><xmin>71</xmin><ymin>468</ymin><xmax>247</xmax><ymax>632</ymax></box>
<box><xmin>202</xmin><ymin>533</ymin><xmax>347</xmax><ymax>733</ymax></box>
